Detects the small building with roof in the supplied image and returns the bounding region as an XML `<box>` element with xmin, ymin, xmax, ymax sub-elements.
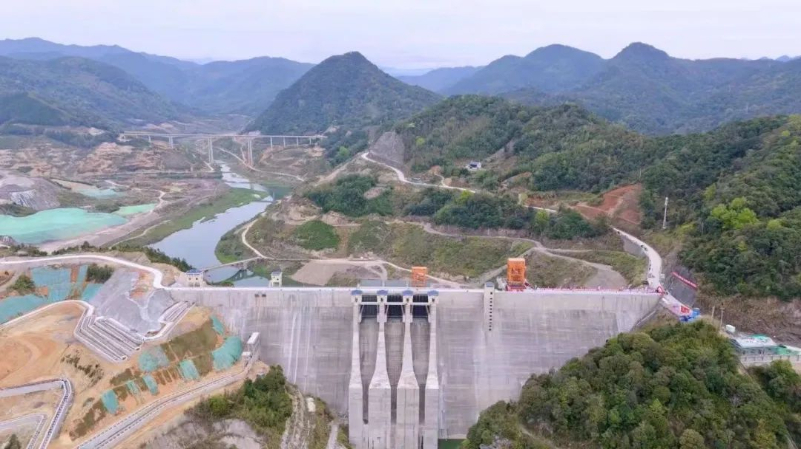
<box><xmin>730</xmin><ymin>334</ymin><xmax>799</xmax><ymax>356</ymax></box>
<box><xmin>185</xmin><ymin>269</ymin><xmax>204</xmax><ymax>287</ymax></box>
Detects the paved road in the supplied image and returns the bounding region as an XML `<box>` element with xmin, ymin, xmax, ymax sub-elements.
<box><xmin>0</xmin><ymin>379</ymin><xmax>73</xmax><ymax>449</ymax></box>
<box><xmin>0</xmin><ymin>413</ymin><xmax>46</xmax><ymax>449</ymax></box>
<box><xmin>361</xmin><ymin>152</ymin><xmax>475</xmax><ymax>193</ymax></box>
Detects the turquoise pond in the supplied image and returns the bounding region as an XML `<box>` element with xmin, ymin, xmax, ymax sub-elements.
<box><xmin>115</xmin><ymin>203</ymin><xmax>156</xmax><ymax>216</ymax></box>
<box><xmin>0</xmin><ymin>203</ymin><xmax>154</xmax><ymax>244</ymax></box>
<box><xmin>80</xmin><ymin>187</ymin><xmax>119</xmax><ymax>198</ymax></box>
<box><xmin>0</xmin><ymin>208</ymin><xmax>126</xmax><ymax>244</ymax></box>
<box><xmin>0</xmin><ymin>265</ymin><xmax>103</xmax><ymax>323</ymax></box>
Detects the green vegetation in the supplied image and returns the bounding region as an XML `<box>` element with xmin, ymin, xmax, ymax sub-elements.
<box><xmin>0</xmin><ymin>92</ymin><xmax>70</xmax><ymax>126</ymax></box>
<box><xmin>463</xmin><ymin>402</ymin><xmax>549</xmax><ymax>449</ymax></box>
<box><xmin>0</xmin><ymin>37</ymin><xmax>313</xmax><ymax>116</ymax></box>
<box><xmin>446</xmin><ymin>44</ymin><xmax>604</xmax><ymax>96</ymax></box>
<box><xmin>524</xmin><ymin>252</ymin><xmax>596</xmax><ymax>288</ymax></box>
<box><xmin>292</xmin><ymin>220</ymin><xmax>340</xmax><ymax>250</ymax></box>
<box><xmin>751</xmin><ymin>361</ymin><xmax>801</xmax><ymax>445</ymax></box>
<box><xmin>395</xmin><ymin>95</ymin><xmax>801</xmax><ymax>299</ymax></box>
<box><xmin>86</xmin><ymin>263</ymin><xmax>114</xmax><ymax>283</ymax></box>
<box><xmin>10</xmin><ymin>274</ymin><xmax>34</xmax><ymax>294</ymax></box>
<box><xmin>646</xmin><ymin>117</ymin><xmax>801</xmax><ymax>298</ymax></box>
<box><xmin>215</xmin><ymin>228</ymin><xmax>255</xmax><ymax>264</ymax></box>
<box><xmin>247</xmin><ymin>52</ymin><xmax>439</xmax><ymax>135</ymax></box>
<box><xmin>553</xmin><ymin>250</ymin><xmax>647</xmax><ymax>285</ymax></box>
<box><xmin>0</xmin><ymin>56</ymin><xmax>185</xmax><ymax>128</ymax></box>
<box><xmin>432</xmin><ymin>192</ymin><xmax>532</xmax><ymax>230</ymax></box>
<box><xmin>338</xmin><ymin>425</ymin><xmax>353</xmax><ymax>449</ymax></box>
<box><xmin>54</xmin><ymin>242</ymin><xmax>192</xmax><ymax>271</ymax></box>
<box><xmin>321</xmin><ymin>128</ymin><xmax>369</xmax><ymax>165</ymax></box>
<box><xmin>126</xmin><ymin>188</ymin><xmax>265</xmax><ymax>246</ymax></box>
<box><xmin>464</xmin><ymin>321</ymin><xmax>792</xmax><ymax>449</ymax></box>
<box><xmin>162</xmin><ymin>319</ymin><xmax>219</xmax><ymax>361</ymax></box>
<box><xmin>349</xmin><ymin>221</ymin><xmax>531</xmax><ymax>278</ymax></box>
<box><xmin>190</xmin><ymin>365</ymin><xmax>292</xmax><ymax>445</ymax></box>
<box><xmin>0</xmin><ymin>203</ymin><xmax>35</xmax><ymax>217</ymax></box>
<box><xmin>442</xmin><ymin>42</ymin><xmax>801</xmax><ymax>135</ymax></box>
<box><xmin>308</xmin><ymin>398</ymin><xmax>334</xmax><ymax>449</ymax></box>
<box><xmin>306</xmin><ymin>175</ymin><xmax>393</xmax><ymax>217</ymax></box>
<box><xmin>0</xmin><ymin>124</ymin><xmax>117</xmax><ymax>148</ymax></box>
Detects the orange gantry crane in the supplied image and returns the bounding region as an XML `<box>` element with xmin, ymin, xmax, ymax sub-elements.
<box><xmin>506</xmin><ymin>258</ymin><xmax>528</xmax><ymax>291</ymax></box>
<box><xmin>411</xmin><ymin>266</ymin><xmax>428</xmax><ymax>288</ymax></box>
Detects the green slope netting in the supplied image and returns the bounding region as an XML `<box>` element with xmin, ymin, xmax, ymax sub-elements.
<box><xmin>31</xmin><ymin>266</ymin><xmax>73</xmax><ymax>301</ymax></box>
<box><xmin>81</xmin><ymin>283</ymin><xmax>103</xmax><ymax>301</ymax></box>
<box><xmin>126</xmin><ymin>380</ymin><xmax>141</xmax><ymax>396</ymax></box>
<box><xmin>142</xmin><ymin>374</ymin><xmax>159</xmax><ymax>395</ymax></box>
<box><xmin>211</xmin><ymin>316</ymin><xmax>225</xmax><ymax>335</ymax></box>
<box><xmin>0</xmin><ymin>265</ymin><xmax>104</xmax><ymax>324</ymax></box>
<box><xmin>179</xmin><ymin>359</ymin><xmax>200</xmax><ymax>381</ymax></box>
<box><xmin>212</xmin><ymin>337</ymin><xmax>243</xmax><ymax>371</ymax></box>
<box><xmin>138</xmin><ymin>347</ymin><xmax>170</xmax><ymax>372</ymax></box>
<box><xmin>100</xmin><ymin>390</ymin><xmax>120</xmax><ymax>414</ymax></box>
<box><xmin>0</xmin><ymin>294</ymin><xmax>48</xmax><ymax>323</ymax></box>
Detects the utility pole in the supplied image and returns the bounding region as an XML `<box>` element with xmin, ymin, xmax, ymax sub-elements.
<box><xmin>662</xmin><ymin>197</ymin><xmax>669</xmax><ymax>230</ymax></box>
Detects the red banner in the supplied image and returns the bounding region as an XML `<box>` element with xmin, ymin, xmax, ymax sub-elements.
<box><xmin>671</xmin><ymin>271</ymin><xmax>698</xmax><ymax>290</ymax></box>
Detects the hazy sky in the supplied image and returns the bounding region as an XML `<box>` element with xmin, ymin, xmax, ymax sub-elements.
<box><xmin>2</xmin><ymin>0</ymin><xmax>799</xmax><ymax>69</ymax></box>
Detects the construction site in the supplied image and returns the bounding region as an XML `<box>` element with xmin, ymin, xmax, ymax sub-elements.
<box><xmin>0</xmin><ymin>243</ymin><xmax>665</xmax><ymax>449</ymax></box>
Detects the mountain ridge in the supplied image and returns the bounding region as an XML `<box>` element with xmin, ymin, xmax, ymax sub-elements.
<box><xmin>247</xmin><ymin>51</ymin><xmax>440</xmax><ymax>135</ymax></box>
<box><xmin>0</xmin><ymin>38</ymin><xmax>313</xmax><ymax>115</ymax></box>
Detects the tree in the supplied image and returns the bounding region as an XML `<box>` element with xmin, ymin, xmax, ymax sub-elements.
<box><xmin>678</xmin><ymin>429</ymin><xmax>705</xmax><ymax>449</ymax></box>
<box><xmin>530</xmin><ymin>210</ymin><xmax>549</xmax><ymax>234</ymax></box>
<box><xmin>6</xmin><ymin>434</ymin><xmax>21</xmax><ymax>449</ymax></box>
<box><xmin>11</xmin><ymin>274</ymin><xmax>35</xmax><ymax>294</ymax></box>
<box><xmin>709</xmin><ymin>197</ymin><xmax>759</xmax><ymax>231</ymax></box>
<box><xmin>208</xmin><ymin>396</ymin><xmax>229</xmax><ymax>417</ymax></box>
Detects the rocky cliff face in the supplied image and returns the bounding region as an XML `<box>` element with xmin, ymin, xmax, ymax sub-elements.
<box><xmin>0</xmin><ymin>170</ymin><xmax>61</xmax><ymax>210</ymax></box>
<box><xmin>368</xmin><ymin>131</ymin><xmax>405</xmax><ymax>168</ymax></box>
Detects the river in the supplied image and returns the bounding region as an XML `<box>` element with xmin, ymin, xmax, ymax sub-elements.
<box><xmin>150</xmin><ymin>165</ymin><xmax>289</xmax><ymax>286</ymax></box>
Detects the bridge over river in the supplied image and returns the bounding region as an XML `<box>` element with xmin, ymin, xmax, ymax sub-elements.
<box><xmin>119</xmin><ymin>131</ymin><xmax>325</xmax><ymax>164</ymax></box>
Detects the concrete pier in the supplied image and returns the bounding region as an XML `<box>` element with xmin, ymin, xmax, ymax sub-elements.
<box><xmin>348</xmin><ymin>299</ymin><xmax>365</xmax><ymax>444</ymax></box>
<box><xmin>368</xmin><ymin>295</ymin><xmax>391</xmax><ymax>448</ymax></box>
<box><xmin>423</xmin><ymin>302</ymin><xmax>439</xmax><ymax>447</ymax></box>
<box><xmin>396</xmin><ymin>300</ymin><xmax>420</xmax><ymax>448</ymax></box>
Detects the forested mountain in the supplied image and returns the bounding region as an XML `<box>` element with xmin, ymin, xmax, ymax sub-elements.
<box><xmin>247</xmin><ymin>52</ymin><xmax>440</xmax><ymax>134</ymax></box>
<box><xmin>434</xmin><ymin>41</ymin><xmax>801</xmax><ymax>134</ymax></box>
<box><xmin>397</xmin><ymin>66</ymin><xmax>481</xmax><ymax>92</ymax></box>
<box><xmin>464</xmin><ymin>321</ymin><xmax>797</xmax><ymax>448</ymax></box>
<box><xmin>446</xmin><ymin>44</ymin><xmax>605</xmax><ymax>95</ymax></box>
<box><xmin>391</xmin><ymin>96</ymin><xmax>801</xmax><ymax>298</ymax></box>
<box><xmin>549</xmin><ymin>43</ymin><xmax>788</xmax><ymax>134</ymax></box>
<box><xmin>0</xmin><ymin>93</ymin><xmax>74</xmax><ymax>127</ymax></box>
<box><xmin>0</xmin><ymin>38</ymin><xmax>313</xmax><ymax>114</ymax></box>
<box><xmin>0</xmin><ymin>56</ymin><xmax>186</xmax><ymax>128</ymax></box>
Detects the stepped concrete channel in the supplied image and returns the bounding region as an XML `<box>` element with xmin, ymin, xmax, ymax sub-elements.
<box><xmin>172</xmin><ymin>284</ymin><xmax>660</xmax><ymax>448</ymax></box>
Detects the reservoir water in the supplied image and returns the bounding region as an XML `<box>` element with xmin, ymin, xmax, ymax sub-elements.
<box><xmin>150</xmin><ymin>165</ymin><xmax>289</xmax><ymax>285</ymax></box>
<box><xmin>0</xmin><ymin>208</ymin><xmax>127</xmax><ymax>244</ymax></box>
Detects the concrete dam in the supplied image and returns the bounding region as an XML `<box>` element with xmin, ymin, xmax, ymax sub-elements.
<box><xmin>172</xmin><ymin>284</ymin><xmax>660</xmax><ymax>448</ymax></box>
